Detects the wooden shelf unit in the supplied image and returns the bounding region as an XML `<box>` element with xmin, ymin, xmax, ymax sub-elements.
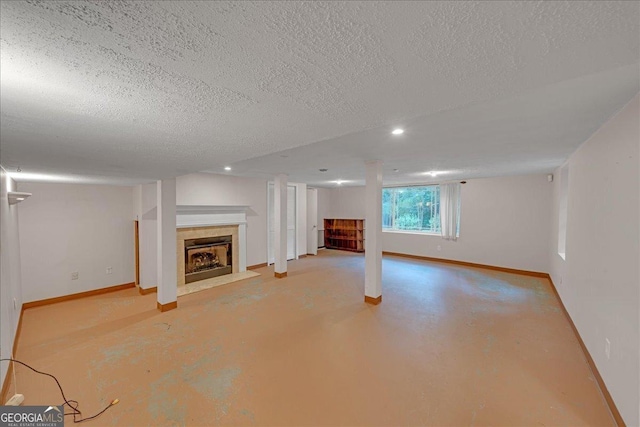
<box><xmin>324</xmin><ymin>219</ymin><xmax>365</xmax><ymax>252</ymax></box>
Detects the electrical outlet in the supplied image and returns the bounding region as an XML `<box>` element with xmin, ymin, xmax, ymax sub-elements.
<box><xmin>106</xmin><ymin>267</ymin><xmax>113</xmax><ymax>275</ymax></box>
<box><xmin>71</xmin><ymin>272</ymin><xmax>79</xmax><ymax>280</ymax></box>
<box><xmin>605</xmin><ymin>338</ymin><xmax>611</xmax><ymax>360</ymax></box>
<box><xmin>437</xmin><ymin>245</ymin><xmax>442</xmax><ymax>251</ymax></box>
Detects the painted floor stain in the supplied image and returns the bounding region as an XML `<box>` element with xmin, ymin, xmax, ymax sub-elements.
<box><xmin>148</xmin><ymin>372</ymin><xmax>185</xmax><ymax>426</ymax></box>
<box><xmin>192</xmin><ymin>366</ymin><xmax>242</xmax><ymax>401</ymax></box>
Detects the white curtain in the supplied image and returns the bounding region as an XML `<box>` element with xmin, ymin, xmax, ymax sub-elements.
<box><xmin>440</xmin><ymin>183</ymin><xmax>460</xmax><ymax>241</ymax></box>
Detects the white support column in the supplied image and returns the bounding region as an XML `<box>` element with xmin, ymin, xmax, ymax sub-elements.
<box><xmin>274</xmin><ymin>174</ymin><xmax>288</xmax><ymax>278</ymax></box>
<box><xmin>365</xmin><ymin>160</ymin><xmax>383</xmax><ymax>304</ymax></box>
<box><xmin>238</xmin><ymin>223</ymin><xmax>247</xmax><ymax>272</ymax></box>
<box><xmin>157</xmin><ymin>178</ymin><xmax>177</xmax><ymax>311</ymax></box>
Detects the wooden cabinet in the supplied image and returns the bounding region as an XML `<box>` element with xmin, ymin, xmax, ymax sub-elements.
<box><xmin>324</xmin><ymin>219</ymin><xmax>365</xmax><ymax>252</ymax></box>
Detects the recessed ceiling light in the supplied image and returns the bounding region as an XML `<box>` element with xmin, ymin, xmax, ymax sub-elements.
<box><xmin>224</xmin><ymin>166</ymin><xmax>231</xmax><ymax>171</ymax></box>
<box><xmin>392</xmin><ymin>128</ymin><xmax>404</xmax><ymax>135</ymax></box>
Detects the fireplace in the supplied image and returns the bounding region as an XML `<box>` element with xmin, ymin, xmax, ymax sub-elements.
<box><xmin>184</xmin><ymin>235</ymin><xmax>232</xmax><ymax>283</ymax></box>
<box><xmin>177</xmin><ymin>206</ymin><xmax>249</xmax><ymax>290</ymax></box>
<box><xmin>177</xmin><ymin>225</ymin><xmax>240</xmax><ymax>288</ymax></box>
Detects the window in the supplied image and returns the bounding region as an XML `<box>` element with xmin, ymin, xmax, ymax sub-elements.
<box><xmin>383</xmin><ymin>185</ymin><xmax>442</xmax><ymax>233</ymax></box>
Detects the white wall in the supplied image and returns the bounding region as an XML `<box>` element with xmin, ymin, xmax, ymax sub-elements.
<box><xmin>0</xmin><ymin>168</ymin><xmax>23</xmax><ymax>392</ymax></box>
<box><xmin>326</xmin><ymin>185</ymin><xmax>367</xmax><ymax>250</ymax></box>
<box><xmin>133</xmin><ymin>185</ymin><xmax>142</xmax><ymax>221</ymax></box>
<box><xmin>176</xmin><ymin>173</ymin><xmax>268</xmax><ymax>267</ymax></box>
<box><xmin>294</xmin><ymin>183</ymin><xmax>307</xmax><ymax>258</ymax></box>
<box><xmin>138</xmin><ymin>183</ymin><xmax>157</xmax><ymax>290</ymax></box>
<box><xmin>329</xmin><ymin>174</ymin><xmax>553</xmax><ymax>273</ymax></box>
<box><xmin>549</xmin><ymin>94</ymin><xmax>639</xmax><ymax>426</ymax></box>
<box><xmin>18</xmin><ymin>183</ymin><xmax>135</xmax><ymax>302</ymax></box>
<box><xmin>316</xmin><ymin>187</ymin><xmax>331</xmax><ymax>247</ymax></box>
<box><xmin>329</xmin><ymin>186</ymin><xmax>367</xmax><ymax>219</ymax></box>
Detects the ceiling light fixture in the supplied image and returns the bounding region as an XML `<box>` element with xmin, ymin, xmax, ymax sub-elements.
<box><xmin>224</xmin><ymin>166</ymin><xmax>231</xmax><ymax>171</ymax></box>
<box><xmin>392</xmin><ymin>128</ymin><xmax>404</xmax><ymax>135</ymax></box>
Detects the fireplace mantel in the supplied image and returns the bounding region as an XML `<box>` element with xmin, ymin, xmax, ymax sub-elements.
<box><xmin>177</xmin><ymin>205</ymin><xmax>250</xmax><ymax>214</ymax></box>
<box><xmin>176</xmin><ymin>205</ymin><xmax>249</xmax><ymax>273</ymax></box>
<box><xmin>176</xmin><ymin>205</ymin><xmax>250</xmax><ymax>228</ymax></box>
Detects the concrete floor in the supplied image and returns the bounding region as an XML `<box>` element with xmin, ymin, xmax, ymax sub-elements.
<box><xmin>9</xmin><ymin>250</ymin><xmax>613</xmax><ymax>426</ymax></box>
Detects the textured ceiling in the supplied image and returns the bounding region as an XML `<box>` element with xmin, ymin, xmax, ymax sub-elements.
<box><xmin>231</xmin><ymin>64</ymin><xmax>640</xmax><ymax>187</ymax></box>
<box><xmin>1</xmin><ymin>1</ymin><xmax>638</xmax><ymax>186</ymax></box>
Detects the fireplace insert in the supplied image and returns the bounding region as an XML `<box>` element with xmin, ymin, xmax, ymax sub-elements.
<box><xmin>184</xmin><ymin>235</ymin><xmax>232</xmax><ymax>284</ymax></box>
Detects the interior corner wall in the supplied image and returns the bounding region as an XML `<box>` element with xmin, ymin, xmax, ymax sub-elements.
<box><xmin>139</xmin><ymin>183</ymin><xmax>157</xmax><ymax>290</ymax></box>
<box><xmin>176</xmin><ymin>173</ymin><xmax>268</xmax><ymax>267</ymax></box>
<box><xmin>133</xmin><ymin>184</ymin><xmax>142</xmax><ymax>221</ymax></box>
<box><xmin>315</xmin><ymin>187</ymin><xmax>331</xmax><ymax>247</ymax></box>
<box><xmin>328</xmin><ymin>174</ymin><xmax>552</xmax><ymax>273</ymax></box>
<box><xmin>294</xmin><ymin>183</ymin><xmax>307</xmax><ymax>258</ymax></box>
<box><xmin>0</xmin><ymin>168</ymin><xmax>23</xmax><ymax>393</ymax></box>
<box><xmin>548</xmin><ymin>94</ymin><xmax>639</xmax><ymax>426</ymax></box>
<box><xmin>17</xmin><ymin>182</ymin><xmax>135</xmax><ymax>303</ymax></box>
